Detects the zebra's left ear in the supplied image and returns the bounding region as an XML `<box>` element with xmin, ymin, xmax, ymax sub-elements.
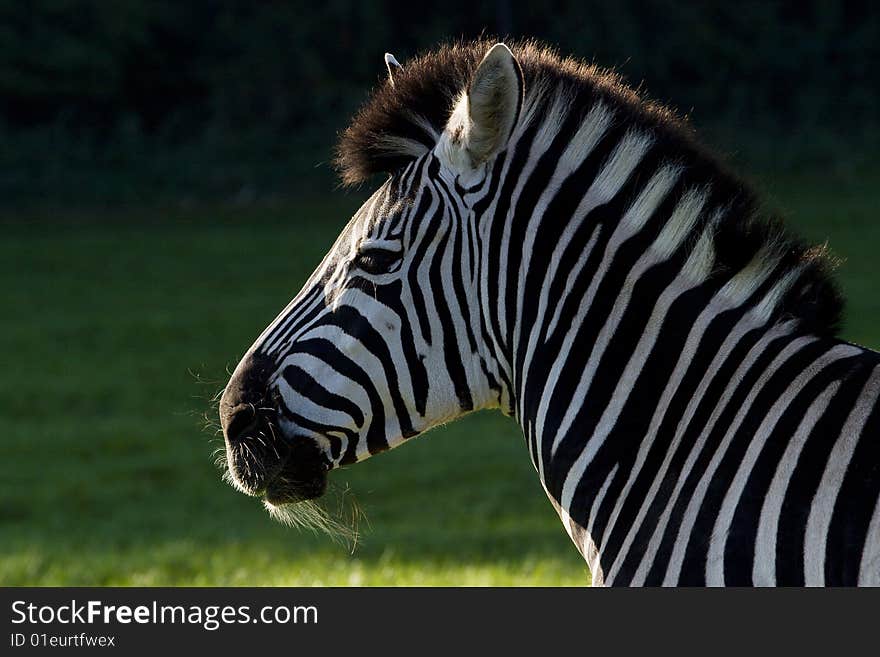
<box><xmin>385</xmin><ymin>52</ymin><xmax>402</xmax><ymax>87</ymax></box>
<box><xmin>444</xmin><ymin>43</ymin><xmax>524</xmax><ymax>169</ymax></box>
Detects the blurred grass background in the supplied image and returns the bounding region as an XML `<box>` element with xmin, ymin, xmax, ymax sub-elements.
<box><xmin>2</xmin><ymin>170</ymin><xmax>879</xmax><ymax>585</ymax></box>
<box><xmin>1</xmin><ymin>2</ymin><xmax>879</xmax><ymax>585</ymax></box>
<box><xmin>0</xmin><ymin>196</ymin><xmax>589</xmax><ymax>585</ymax></box>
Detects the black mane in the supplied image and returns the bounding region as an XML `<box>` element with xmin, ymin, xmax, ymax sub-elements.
<box><xmin>335</xmin><ymin>38</ymin><xmax>844</xmax><ymax>337</ymax></box>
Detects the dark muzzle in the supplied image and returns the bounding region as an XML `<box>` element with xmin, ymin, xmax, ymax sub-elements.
<box><xmin>220</xmin><ymin>352</ymin><xmax>328</xmax><ymax>502</ymax></box>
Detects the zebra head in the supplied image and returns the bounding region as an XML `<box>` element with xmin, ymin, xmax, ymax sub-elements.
<box><xmin>219</xmin><ymin>44</ymin><xmax>523</xmax><ymax>511</ymax></box>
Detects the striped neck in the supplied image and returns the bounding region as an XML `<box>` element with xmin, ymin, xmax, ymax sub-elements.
<box><xmin>472</xmin><ymin>99</ymin><xmax>833</xmax><ymax>507</ymax></box>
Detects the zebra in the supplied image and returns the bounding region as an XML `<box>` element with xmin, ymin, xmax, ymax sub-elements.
<box><xmin>219</xmin><ymin>39</ymin><xmax>880</xmax><ymax>586</ymax></box>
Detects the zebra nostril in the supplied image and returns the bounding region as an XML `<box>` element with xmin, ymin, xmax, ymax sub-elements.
<box><xmin>224</xmin><ymin>405</ymin><xmax>259</xmax><ymax>443</ymax></box>
<box><xmin>219</xmin><ymin>350</ymin><xmax>277</xmax><ymax>439</ymax></box>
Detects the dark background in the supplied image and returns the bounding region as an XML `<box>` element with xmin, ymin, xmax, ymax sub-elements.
<box><xmin>2</xmin><ymin>0</ymin><xmax>878</xmax><ymax>207</ymax></box>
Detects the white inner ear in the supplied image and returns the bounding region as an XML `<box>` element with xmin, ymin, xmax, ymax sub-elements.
<box><xmin>440</xmin><ymin>43</ymin><xmax>524</xmax><ymax>172</ymax></box>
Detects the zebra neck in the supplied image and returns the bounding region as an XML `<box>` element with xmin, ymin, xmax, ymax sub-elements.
<box><xmin>472</xmin><ymin>105</ymin><xmax>846</xmax><ymax>578</ymax></box>
<box><xmin>491</xmin><ymin>145</ymin><xmax>824</xmax><ymax>573</ymax></box>
<box><xmin>508</xmin><ymin>226</ymin><xmax>803</xmax><ymax>578</ymax></box>
<box><xmin>489</xmin><ymin>119</ymin><xmax>811</xmax><ymax>458</ymax></box>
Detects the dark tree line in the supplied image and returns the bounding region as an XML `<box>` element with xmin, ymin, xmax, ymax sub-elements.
<box><xmin>1</xmin><ymin>1</ymin><xmax>876</xmax><ymax>205</ymax></box>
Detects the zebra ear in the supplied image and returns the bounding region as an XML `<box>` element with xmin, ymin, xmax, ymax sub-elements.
<box><xmin>463</xmin><ymin>43</ymin><xmax>524</xmax><ymax>165</ymax></box>
<box><xmin>385</xmin><ymin>52</ymin><xmax>402</xmax><ymax>87</ymax></box>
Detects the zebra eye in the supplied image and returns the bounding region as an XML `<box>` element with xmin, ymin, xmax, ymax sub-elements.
<box><xmin>352</xmin><ymin>247</ymin><xmax>401</xmax><ymax>275</ymax></box>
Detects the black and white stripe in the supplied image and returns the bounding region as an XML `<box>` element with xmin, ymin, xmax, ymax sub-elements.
<box><xmin>222</xmin><ymin>40</ymin><xmax>880</xmax><ymax>586</ymax></box>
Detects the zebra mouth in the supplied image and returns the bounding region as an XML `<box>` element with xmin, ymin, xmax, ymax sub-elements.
<box><xmin>224</xmin><ymin>417</ymin><xmax>330</xmax><ymax>504</ymax></box>
<box><xmin>262</xmin><ymin>437</ymin><xmax>330</xmax><ymax>505</ymax></box>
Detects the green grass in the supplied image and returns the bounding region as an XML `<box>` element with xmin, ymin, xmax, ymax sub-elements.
<box><xmin>2</xmin><ymin>170</ymin><xmax>878</xmax><ymax>586</ymax></box>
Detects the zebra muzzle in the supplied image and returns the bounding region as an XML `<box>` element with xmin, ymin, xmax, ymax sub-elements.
<box><xmin>223</xmin><ymin>406</ymin><xmax>328</xmax><ymax>503</ymax></box>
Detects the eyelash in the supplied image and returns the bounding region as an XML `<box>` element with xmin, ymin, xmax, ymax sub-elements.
<box><xmin>353</xmin><ymin>248</ymin><xmax>401</xmax><ymax>275</ymax></box>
